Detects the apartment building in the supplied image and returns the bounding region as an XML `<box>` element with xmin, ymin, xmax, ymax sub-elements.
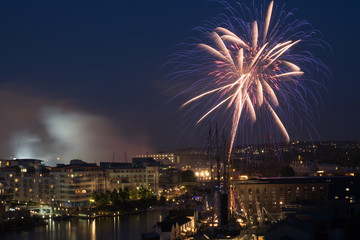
<box><xmin>51</xmin><ymin>159</ymin><xmax>106</xmax><ymax>207</ymax></box>
<box><xmin>1</xmin><ymin>158</ymin><xmax>161</xmax><ymax>206</ymax></box>
<box><xmin>101</xmin><ymin>161</ymin><xmax>159</xmax><ymax>194</ymax></box>
<box><xmin>0</xmin><ymin>159</ymin><xmax>54</xmax><ymax>204</ymax></box>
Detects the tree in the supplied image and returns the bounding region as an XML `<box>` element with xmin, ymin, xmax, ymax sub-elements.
<box><xmin>279</xmin><ymin>166</ymin><xmax>295</xmax><ymax>177</ymax></box>
<box><xmin>119</xmin><ymin>187</ymin><xmax>130</xmax><ymax>202</ymax></box>
<box><xmin>91</xmin><ymin>191</ymin><xmax>107</xmax><ymax>206</ymax></box>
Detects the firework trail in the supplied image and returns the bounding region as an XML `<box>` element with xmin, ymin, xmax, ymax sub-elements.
<box><xmin>171</xmin><ymin>0</ymin><xmax>327</xmax><ymax>161</ymax></box>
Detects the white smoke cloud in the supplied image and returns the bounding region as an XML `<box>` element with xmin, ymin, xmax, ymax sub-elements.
<box><xmin>0</xmin><ymin>87</ymin><xmax>153</xmax><ymax>165</ymax></box>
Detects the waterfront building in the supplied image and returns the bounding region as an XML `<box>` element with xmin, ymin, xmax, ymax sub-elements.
<box><xmin>233</xmin><ymin>176</ymin><xmax>360</xmax><ymax>222</ymax></box>
<box><xmin>0</xmin><ymin>159</ymin><xmax>54</xmax><ymax>204</ymax></box>
<box><xmin>102</xmin><ymin>164</ymin><xmax>159</xmax><ymax>194</ymax></box>
<box><xmin>51</xmin><ymin>159</ymin><xmax>105</xmax><ymax>207</ymax></box>
<box><xmin>101</xmin><ymin>158</ymin><xmax>160</xmax><ymax>194</ymax></box>
<box><xmin>1</xmin><ymin>158</ymin><xmax>163</xmax><ymax>207</ymax></box>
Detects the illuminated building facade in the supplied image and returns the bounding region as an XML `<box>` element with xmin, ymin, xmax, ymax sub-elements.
<box><xmin>135</xmin><ymin>153</ymin><xmax>178</xmax><ymax>165</ymax></box>
<box><xmin>102</xmin><ymin>164</ymin><xmax>159</xmax><ymax>194</ymax></box>
<box><xmin>233</xmin><ymin>176</ymin><xmax>360</xmax><ymax>221</ymax></box>
<box><xmin>51</xmin><ymin>159</ymin><xmax>105</xmax><ymax>207</ymax></box>
<box><xmin>0</xmin><ymin>168</ymin><xmax>14</xmax><ymax>200</ymax></box>
<box><xmin>1</xmin><ymin>158</ymin><xmax>160</xmax><ymax>207</ymax></box>
<box><xmin>0</xmin><ymin>159</ymin><xmax>54</xmax><ymax>204</ymax></box>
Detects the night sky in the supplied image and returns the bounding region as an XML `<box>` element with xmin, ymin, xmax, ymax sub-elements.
<box><xmin>0</xmin><ymin>0</ymin><xmax>359</xmax><ymax>164</ymax></box>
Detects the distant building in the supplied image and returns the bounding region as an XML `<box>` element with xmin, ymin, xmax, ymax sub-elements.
<box><xmin>290</xmin><ymin>160</ymin><xmax>316</xmax><ymax>176</ymax></box>
<box><xmin>132</xmin><ymin>157</ymin><xmax>160</xmax><ymax>167</ymax></box>
<box><xmin>159</xmin><ymin>166</ymin><xmax>181</xmax><ymax>190</ymax></box>
<box><xmin>135</xmin><ymin>153</ymin><xmax>178</xmax><ymax>165</ymax></box>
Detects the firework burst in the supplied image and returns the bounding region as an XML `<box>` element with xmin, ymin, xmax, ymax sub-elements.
<box><xmin>171</xmin><ymin>0</ymin><xmax>327</xmax><ymax>161</ymax></box>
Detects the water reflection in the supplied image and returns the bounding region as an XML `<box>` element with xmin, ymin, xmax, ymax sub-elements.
<box><xmin>3</xmin><ymin>210</ymin><xmax>166</xmax><ymax>240</ymax></box>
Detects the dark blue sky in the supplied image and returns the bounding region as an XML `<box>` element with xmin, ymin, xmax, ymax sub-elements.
<box><xmin>0</xmin><ymin>0</ymin><xmax>359</xmax><ymax>162</ymax></box>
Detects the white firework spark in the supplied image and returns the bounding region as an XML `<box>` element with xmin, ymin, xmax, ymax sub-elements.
<box><xmin>173</xmin><ymin>0</ymin><xmax>327</xmax><ymax>161</ymax></box>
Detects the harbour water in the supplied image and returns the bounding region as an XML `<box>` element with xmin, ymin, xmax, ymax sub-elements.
<box><xmin>3</xmin><ymin>210</ymin><xmax>166</xmax><ymax>240</ymax></box>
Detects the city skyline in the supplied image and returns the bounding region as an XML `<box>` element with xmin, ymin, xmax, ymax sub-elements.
<box><xmin>0</xmin><ymin>0</ymin><xmax>359</xmax><ymax>163</ymax></box>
